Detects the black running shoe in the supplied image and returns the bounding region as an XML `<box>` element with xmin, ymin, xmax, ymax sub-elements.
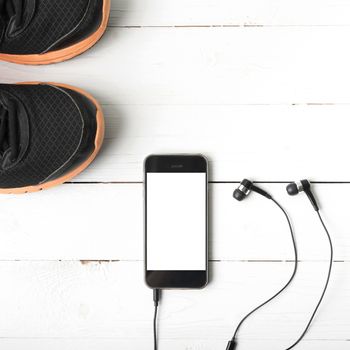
<box><xmin>0</xmin><ymin>0</ymin><xmax>110</xmax><ymax>65</ymax></box>
<box><xmin>0</xmin><ymin>82</ymin><xmax>104</xmax><ymax>193</ymax></box>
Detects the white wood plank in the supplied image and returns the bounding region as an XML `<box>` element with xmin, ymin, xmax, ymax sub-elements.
<box><xmin>0</xmin><ymin>260</ymin><xmax>346</xmax><ymax>350</ymax></box>
<box><xmin>3</xmin><ymin>27</ymin><xmax>350</xmax><ymax>106</ymax></box>
<box><xmin>77</xmin><ymin>104</ymin><xmax>350</xmax><ymax>182</ymax></box>
<box><xmin>0</xmin><ymin>183</ymin><xmax>344</xmax><ymax>261</ymax></box>
<box><xmin>1</xmin><ymin>28</ymin><xmax>350</xmax><ymax>181</ymax></box>
<box><xmin>2</xmin><ymin>339</ymin><xmax>348</xmax><ymax>350</ymax></box>
<box><xmin>110</xmin><ymin>0</ymin><xmax>350</xmax><ymax>27</ymax></box>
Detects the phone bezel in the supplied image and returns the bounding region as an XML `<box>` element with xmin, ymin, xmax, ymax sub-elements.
<box><xmin>144</xmin><ymin>154</ymin><xmax>209</xmax><ymax>289</ymax></box>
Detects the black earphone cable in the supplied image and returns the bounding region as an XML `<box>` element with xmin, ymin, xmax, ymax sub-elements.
<box><xmin>231</xmin><ymin>197</ymin><xmax>298</xmax><ymax>343</ymax></box>
<box><xmin>153</xmin><ymin>289</ymin><xmax>161</xmax><ymax>350</ymax></box>
<box><xmin>153</xmin><ymin>303</ymin><xmax>158</xmax><ymax>350</ymax></box>
<box><xmin>284</xmin><ymin>210</ymin><xmax>333</xmax><ymax>350</ymax></box>
<box><xmin>230</xmin><ymin>202</ymin><xmax>334</xmax><ymax>350</ymax></box>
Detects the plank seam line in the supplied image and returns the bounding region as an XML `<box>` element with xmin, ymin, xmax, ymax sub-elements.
<box><xmin>101</xmin><ymin>103</ymin><xmax>350</xmax><ymax>106</ymax></box>
<box><xmin>0</xmin><ymin>336</ymin><xmax>347</xmax><ymax>341</ymax></box>
<box><xmin>65</xmin><ymin>181</ymin><xmax>350</xmax><ymax>185</ymax></box>
<box><xmin>107</xmin><ymin>24</ymin><xmax>350</xmax><ymax>29</ymax></box>
<box><xmin>0</xmin><ymin>259</ymin><xmax>346</xmax><ymax>263</ymax></box>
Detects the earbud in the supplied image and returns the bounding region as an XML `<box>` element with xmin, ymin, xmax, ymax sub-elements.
<box><xmin>233</xmin><ymin>179</ymin><xmax>253</xmax><ymax>201</ymax></box>
<box><xmin>286</xmin><ymin>179</ymin><xmax>319</xmax><ymax>211</ymax></box>
<box><xmin>233</xmin><ymin>179</ymin><xmax>272</xmax><ymax>201</ymax></box>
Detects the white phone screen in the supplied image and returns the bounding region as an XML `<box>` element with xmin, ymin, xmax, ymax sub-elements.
<box><xmin>146</xmin><ymin>172</ymin><xmax>207</xmax><ymax>271</ymax></box>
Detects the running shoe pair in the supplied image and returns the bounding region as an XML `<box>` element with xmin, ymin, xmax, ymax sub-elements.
<box><xmin>0</xmin><ymin>0</ymin><xmax>110</xmax><ymax>193</ymax></box>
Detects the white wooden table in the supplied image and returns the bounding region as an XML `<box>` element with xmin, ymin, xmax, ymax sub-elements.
<box><xmin>0</xmin><ymin>1</ymin><xmax>349</xmax><ymax>349</ymax></box>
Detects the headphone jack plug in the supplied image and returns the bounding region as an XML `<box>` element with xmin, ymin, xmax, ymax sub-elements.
<box><xmin>226</xmin><ymin>340</ymin><xmax>237</xmax><ymax>350</ymax></box>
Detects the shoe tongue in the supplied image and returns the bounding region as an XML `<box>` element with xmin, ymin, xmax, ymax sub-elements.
<box><xmin>0</xmin><ymin>92</ymin><xmax>30</xmax><ymax>170</ymax></box>
<box><xmin>2</xmin><ymin>0</ymin><xmax>36</xmax><ymax>39</ymax></box>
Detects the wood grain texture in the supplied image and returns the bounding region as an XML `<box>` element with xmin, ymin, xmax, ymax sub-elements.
<box><xmin>109</xmin><ymin>0</ymin><xmax>350</xmax><ymax>27</ymax></box>
<box><xmin>80</xmin><ymin>104</ymin><xmax>350</xmax><ymax>182</ymax></box>
<box><xmin>3</xmin><ymin>27</ymin><xmax>350</xmax><ymax>106</ymax></box>
<box><xmin>0</xmin><ymin>183</ymin><xmax>344</xmax><ymax>261</ymax></box>
<box><xmin>0</xmin><ymin>261</ymin><xmax>346</xmax><ymax>350</ymax></box>
<box><xmin>2</xmin><ymin>339</ymin><xmax>349</xmax><ymax>350</ymax></box>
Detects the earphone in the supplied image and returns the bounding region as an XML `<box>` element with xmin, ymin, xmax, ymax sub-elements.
<box><xmin>233</xmin><ymin>178</ymin><xmax>272</xmax><ymax>201</ymax></box>
<box><xmin>286</xmin><ymin>179</ymin><xmax>319</xmax><ymax>211</ymax></box>
<box><xmin>151</xmin><ymin>179</ymin><xmax>333</xmax><ymax>350</ymax></box>
<box><xmin>227</xmin><ymin>179</ymin><xmax>333</xmax><ymax>350</ymax></box>
<box><xmin>234</xmin><ymin>178</ymin><xmax>319</xmax><ymax>209</ymax></box>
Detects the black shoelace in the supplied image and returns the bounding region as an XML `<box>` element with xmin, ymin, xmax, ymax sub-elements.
<box><xmin>0</xmin><ymin>0</ymin><xmax>24</xmax><ymax>28</ymax></box>
<box><xmin>0</xmin><ymin>100</ymin><xmax>19</xmax><ymax>163</ymax></box>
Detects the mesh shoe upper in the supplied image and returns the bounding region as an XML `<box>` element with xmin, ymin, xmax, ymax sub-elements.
<box><xmin>0</xmin><ymin>0</ymin><xmax>103</xmax><ymax>55</ymax></box>
<box><xmin>0</xmin><ymin>83</ymin><xmax>97</xmax><ymax>189</ymax></box>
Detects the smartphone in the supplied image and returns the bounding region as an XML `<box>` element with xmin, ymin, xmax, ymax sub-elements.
<box><xmin>144</xmin><ymin>154</ymin><xmax>208</xmax><ymax>289</ymax></box>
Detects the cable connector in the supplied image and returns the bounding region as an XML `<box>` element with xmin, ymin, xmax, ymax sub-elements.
<box><xmin>226</xmin><ymin>340</ymin><xmax>237</xmax><ymax>350</ymax></box>
<box><xmin>153</xmin><ymin>288</ymin><xmax>161</xmax><ymax>306</ymax></box>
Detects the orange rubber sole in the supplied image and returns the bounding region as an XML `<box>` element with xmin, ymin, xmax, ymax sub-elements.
<box><xmin>0</xmin><ymin>0</ymin><xmax>110</xmax><ymax>65</ymax></box>
<box><xmin>0</xmin><ymin>82</ymin><xmax>105</xmax><ymax>194</ymax></box>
